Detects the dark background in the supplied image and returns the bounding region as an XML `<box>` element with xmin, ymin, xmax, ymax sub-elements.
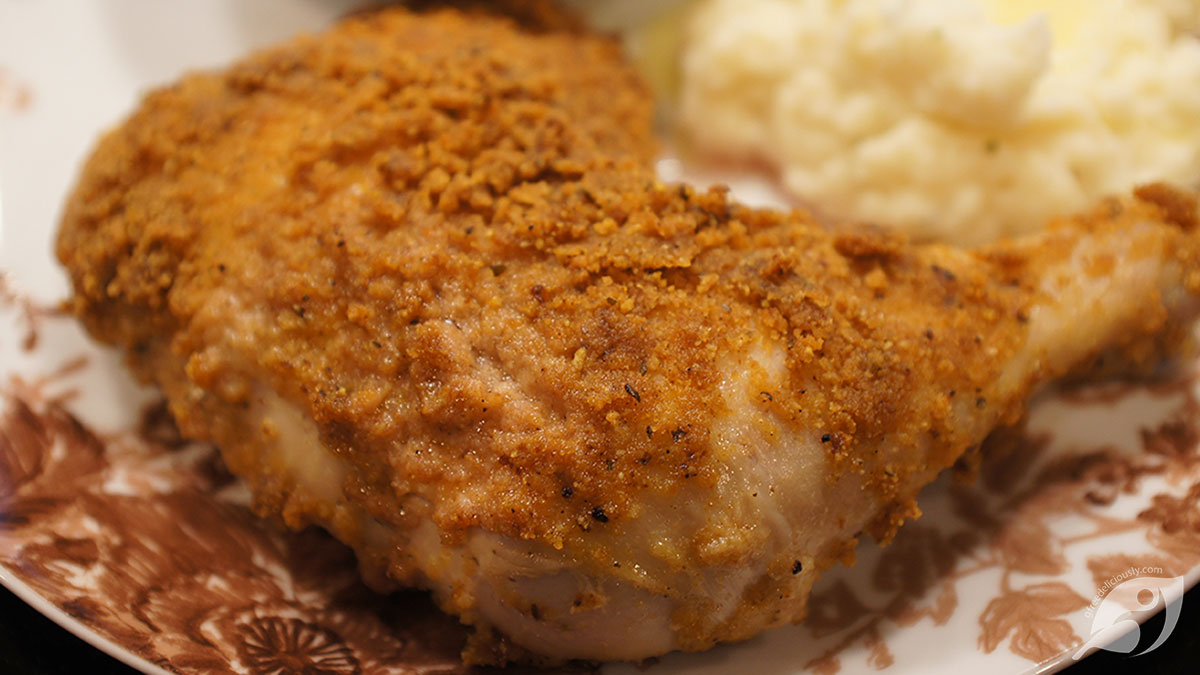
<box><xmin>2</xmin><ymin>582</ymin><xmax>1197</xmax><ymax>674</ymax></box>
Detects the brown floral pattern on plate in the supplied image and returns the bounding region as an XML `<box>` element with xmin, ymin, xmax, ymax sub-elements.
<box><xmin>0</xmin><ymin>379</ymin><xmax>475</xmax><ymax>674</ymax></box>
<box><xmin>801</xmin><ymin>374</ymin><xmax>1200</xmax><ymax>673</ymax></box>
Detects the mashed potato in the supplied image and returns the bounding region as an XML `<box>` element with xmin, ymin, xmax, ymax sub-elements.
<box><xmin>675</xmin><ymin>0</ymin><xmax>1200</xmax><ymax>244</ymax></box>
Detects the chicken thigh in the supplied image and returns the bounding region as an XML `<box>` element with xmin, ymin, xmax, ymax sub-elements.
<box><xmin>56</xmin><ymin>6</ymin><xmax>1200</xmax><ymax>665</ymax></box>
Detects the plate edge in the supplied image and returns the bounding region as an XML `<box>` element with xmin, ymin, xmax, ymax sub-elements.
<box><xmin>0</xmin><ymin>563</ymin><xmax>175</xmax><ymax>675</ymax></box>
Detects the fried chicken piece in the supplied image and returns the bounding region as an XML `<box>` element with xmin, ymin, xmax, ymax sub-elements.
<box><xmin>56</xmin><ymin>6</ymin><xmax>1200</xmax><ymax>665</ymax></box>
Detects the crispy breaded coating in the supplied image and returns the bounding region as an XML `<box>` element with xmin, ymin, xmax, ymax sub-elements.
<box><xmin>57</xmin><ymin>5</ymin><xmax>1200</xmax><ymax>665</ymax></box>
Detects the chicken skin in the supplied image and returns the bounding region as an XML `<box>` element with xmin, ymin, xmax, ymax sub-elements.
<box><xmin>56</xmin><ymin>5</ymin><xmax>1200</xmax><ymax>665</ymax></box>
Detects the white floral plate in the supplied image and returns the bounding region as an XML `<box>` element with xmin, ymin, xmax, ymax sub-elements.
<box><xmin>2</xmin><ymin>2</ymin><xmax>1199</xmax><ymax>674</ymax></box>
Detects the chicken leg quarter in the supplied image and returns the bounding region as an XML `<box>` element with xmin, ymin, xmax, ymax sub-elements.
<box><xmin>55</xmin><ymin>7</ymin><xmax>1200</xmax><ymax>665</ymax></box>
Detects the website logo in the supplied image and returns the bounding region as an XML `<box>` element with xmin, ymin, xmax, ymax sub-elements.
<box><xmin>1073</xmin><ymin>569</ymin><xmax>1183</xmax><ymax>659</ymax></box>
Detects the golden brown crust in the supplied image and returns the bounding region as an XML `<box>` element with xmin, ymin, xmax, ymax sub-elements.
<box><xmin>58</xmin><ymin>4</ymin><xmax>1200</xmax><ymax>546</ymax></box>
<box><xmin>55</xmin><ymin>7</ymin><xmax>1200</xmax><ymax>660</ymax></box>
